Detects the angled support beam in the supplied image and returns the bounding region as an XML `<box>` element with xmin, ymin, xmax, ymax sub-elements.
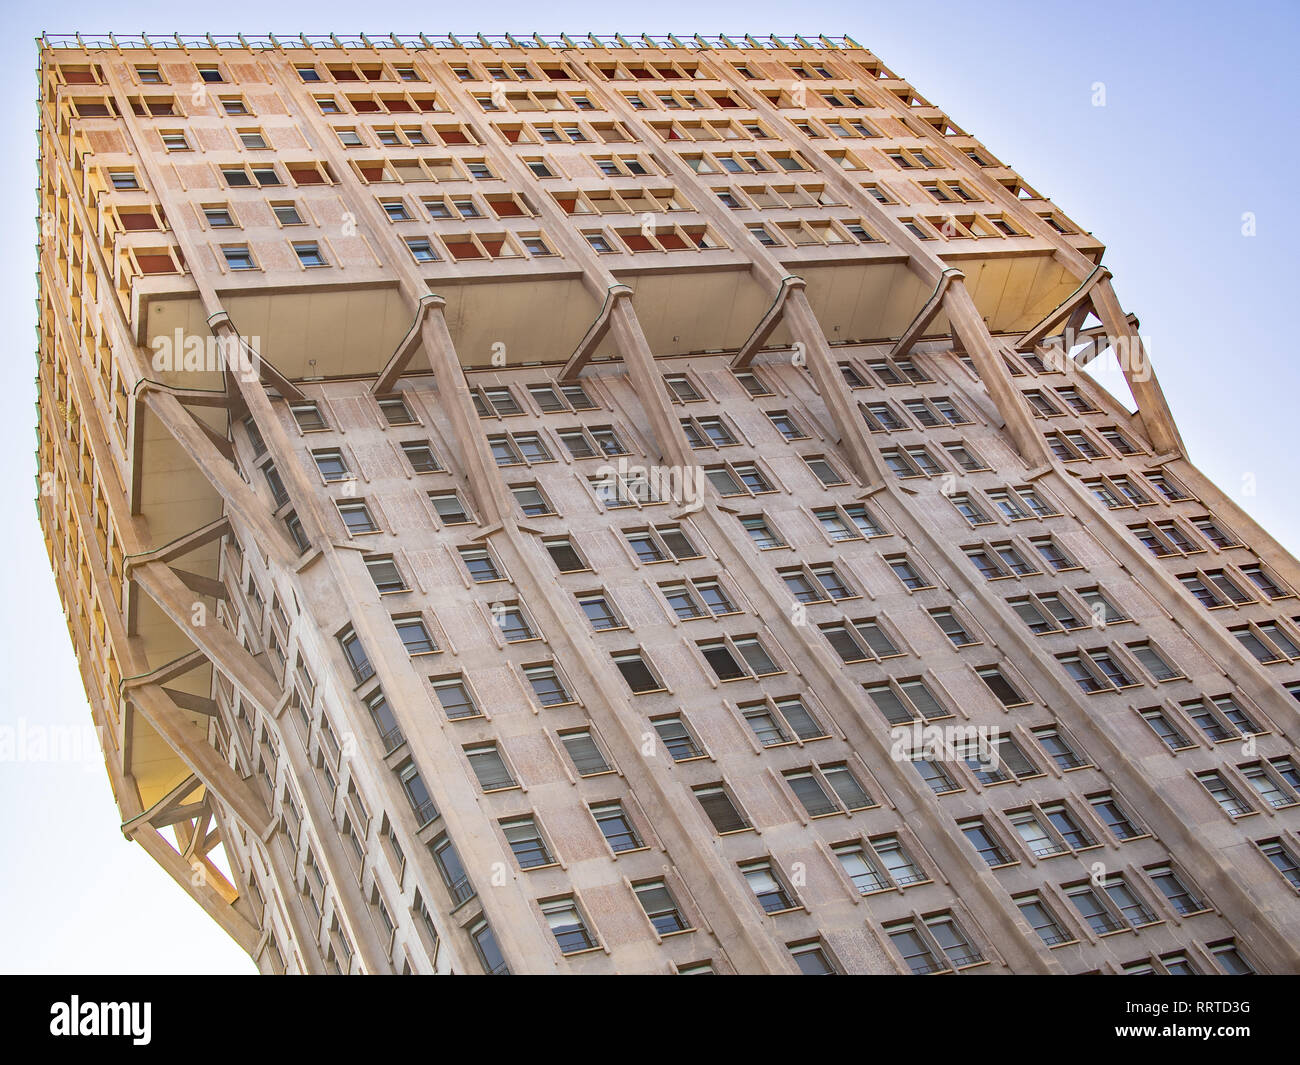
<box><xmin>127</xmin><ymin>516</ymin><xmax>231</xmax><ymax>568</ymax></box>
<box><xmin>128</xmin><ymin>682</ymin><xmax>273</xmax><ymax>837</ymax></box>
<box><xmin>1014</xmin><ymin>265</ymin><xmax>1110</xmax><ymax>352</ymax></box>
<box><xmin>782</xmin><ymin>287</ymin><xmax>889</xmax><ymax>488</ymax></box>
<box><xmin>162</xmin><ymin>686</ymin><xmax>220</xmax><ymax>717</ymax></box>
<box><xmin>206</xmin><ymin>311</ymin><xmax>306</xmax><ymax>403</ymax></box>
<box><xmin>122</xmin><ymin>648</ymin><xmax>208</xmax><ymax>692</ymax></box>
<box><xmin>138</xmin><ymin>386</ymin><xmax>297</xmax><ymax>567</ymax></box>
<box><xmin>130</xmin><ymin>822</ymin><xmax>261</xmax><ymax>954</ymax></box>
<box><xmin>372</xmin><ymin>294</ymin><xmax>444</xmax><ymax>395</ymax></box>
<box><xmin>943</xmin><ymin>278</ymin><xmax>1053</xmax><ymax>468</ymax></box>
<box><xmin>559</xmin><ymin>285</ymin><xmax>633</xmax><ymax>381</ymax></box>
<box><xmin>606</xmin><ymin>297</ymin><xmax>696</xmax><ymax>469</ymax></box>
<box><xmin>1090</xmin><ymin>278</ymin><xmax>1185</xmax><ymax>457</ymax></box>
<box><xmin>171</xmin><ymin>567</ymin><xmax>230</xmax><ymax>601</ymax></box>
<box><xmin>120</xmin><ymin>772</ymin><xmax>203</xmax><ymax>836</ymax></box>
<box><xmin>731</xmin><ymin>276</ymin><xmax>805</xmax><ymax>370</ymax></box>
<box><xmin>889</xmin><ymin>267</ymin><xmax>963</xmax><ymax>359</ymax></box>
<box><xmin>133</xmin><ymin>559</ymin><xmax>283</xmax><ymax>717</ymax></box>
<box><xmin>1071</xmin><ymin>312</ymin><xmax>1139</xmax><ymax>368</ymax></box>
<box><xmin>420</xmin><ymin>301</ymin><xmax>515</xmax><ymax>525</ymax></box>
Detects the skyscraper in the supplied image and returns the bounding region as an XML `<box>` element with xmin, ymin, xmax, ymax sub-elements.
<box><xmin>35</xmin><ymin>31</ymin><xmax>1300</xmax><ymax>974</ymax></box>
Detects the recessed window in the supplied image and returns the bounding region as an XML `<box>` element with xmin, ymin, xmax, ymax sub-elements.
<box><xmin>272</xmin><ymin>203</ymin><xmax>304</xmax><ymax>226</ymax></box>
<box><xmin>378</xmin><ymin>396</ymin><xmax>415</xmax><ymax>425</ymax></box>
<box><xmin>387</xmin><ymin>615</ymin><xmax>434</xmax><ymax>655</ymax></box>
<box><xmin>337</xmin><ymin>500</ymin><xmax>377</xmax><ymax>535</ymax></box>
<box><xmin>365</xmin><ymin>556</ymin><xmax>407</xmax><ymax>594</ymax></box>
<box><xmin>613</xmin><ymin>650</ymin><xmax>663</xmax><ymax>694</ymax></box>
<box><xmin>429</xmin><ymin>491</ymin><xmax>472</xmax><ymax>525</ymax></box>
<box><xmin>591</xmin><ymin>802</ymin><xmax>643</xmax><ymax>853</ymax></box>
<box><xmin>222</xmin><ymin>245</ymin><xmax>256</xmax><ymax>271</ymax></box>
<box><xmin>293</xmin><ymin>241</ymin><xmax>327</xmax><ymax>267</ymax></box>
<box><xmin>203</xmin><ymin>205</ymin><xmax>236</xmax><ymax>228</ymax></box>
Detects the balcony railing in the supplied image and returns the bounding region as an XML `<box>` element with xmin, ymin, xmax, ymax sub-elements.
<box><xmin>41</xmin><ymin>32</ymin><xmax>863</xmax><ymax>52</ymax></box>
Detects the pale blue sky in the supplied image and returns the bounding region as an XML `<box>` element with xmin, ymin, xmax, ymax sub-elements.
<box><xmin>2</xmin><ymin>0</ymin><xmax>1296</xmax><ymax>974</ymax></box>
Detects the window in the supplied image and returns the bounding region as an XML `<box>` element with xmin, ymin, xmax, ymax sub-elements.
<box><xmin>313</xmin><ymin>448</ymin><xmax>349</xmax><ymax>482</ymax></box>
<box><xmin>203</xmin><ymin>205</ymin><xmax>236</xmax><ymax>228</ymax></box>
<box><xmin>591</xmin><ymin>801</ymin><xmax>643</xmax><ymax>852</ymax></box>
<box><xmin>466</xmin><ymin>745</ymin><xmax>517</xmax><ymax>791</ymax></box>
<box><xmin>888</xmin><ymin>556</ymin><xmax>933</xmax><ymax>591</ymax></box>
<box><xmin>509</xmin><ymin>486</ymin><xmax>556</xmax><ymax>517</ymax></box>
<box><xmin>961</xmin><ymin>820</ymin><xmax>1014</xmax><ymax>867</ymax></box>
<box><xmin>494</xmin><ymin>603</ymin><xmax>537</xmax><ymax>643</ymax></box>
<box><xmin>1031</xmin><ymin>725</ymin><xmax>1088</xmax><ymax>770</ymax></box>
<box><xmin>293</xmin><ymin>241</ymin><xmax>327</xmax><ymax>267</ymax></box>
<box><xmin>545</xmin><ymin>537</ymin><xmax>587</xmax><ymax>573</ymax></box>
<box><xmin>541</xmin><ymin>897</ymin><xmax>596</xmax><ymax>954</ymax></box>
<box><xmin>420</xmin><ymin>493</ymin><xmax>473</xmax><ymax>529</ymax></box>
<box><xmin>1016</xmin><ymin>894</ymin><xmax>1071</xmax><ymax>946</ymax></box>
<box><xmin>222</xmin><ymin>245</ymin><xmax>255</xmax><ymax>271</ymax></box>
<box><xmin>339</xmin><ymin>628</ymin><xmax>373</xmax><ymax>684</ymax></box>
<box><xmin>366</xmin><ymin>556</ymin><xmax>407</xmax><ymax>594</ymax></box>
<box><xmin>560</xmin><ymin>729</ymin><xmax>610</xmax><ymax>775</ymax></box>
<box><xmin>624</xmin><ymin>524</ymin><xmax>701</xmax><ymax>563</ymax></box>
<box><xmin>526</xmin><ymin>664</ymin><xmax>574</xmax><ymax>707</ymax></box>
<box><xmin>634</xmin><ymin>880</ymin><xmax>690</xmax><ymax>935</ymax></box>
<box><xmin>740</xmin><ymin>860</ymin><xmax>798</xmax><ymax>914</ymax></box>
<box><xmin>1146</xmin><ymin>863</ymin><xmax>1208</xmax><ymax>915</ymax></box>
<box><xmin>788</xmin><ymin>940</ymin><xmax>838</xmax><ymax>975</ymax></box>
<box><xmin>392</xmin><ymin>232</ymin><xmax>439</xmax><ymax>261</ymax></box>
<box><xmin>931</xmin><ymin>608</ymin><xmax>978</xmax><ymax>647</ymax></box>
<box><xmin>576</xmin><ymin>591</ymin><xmax>621</xmax><ymax>630</ymax></box>
<box><xmin>390</xmin><ymin>615</ymin><xmax>434</xmax><ymax>655</ymax></box>
<box><xmin>431</xmin><ymin>832</ymin><xmax>478</xmax><ymax>910</ymax></box>
<box><xmin>378</xmin><ymin>395</ymin><xmax>415</xmax><ymax>425</ymax></box>
<box><xmin>400</xmin><ymin>440</ymin><xmax>440</xmax><ymax>472</ymax></box>
<box><xmin>1182</xmin><ymin>694</ymin><xmax>1261</xmax><ymax>741</ymax></box>
<box><xmin>446</xmin><ymin>535</ymin><xmax>497</xmax><ymax>575</ymax></box>
<box><xmin>664</xmin><ymin>373</ymin><xmax>703</xmax><ymax>402</ymax></box>
<box><xmin>431</xmin><ymin>675</ymin><xmax>479</xmax><ymax>720</ymax></box>
<box><xmin>1090</xmin><ymin>793</ymin><xmax>1144</xmax><ymax>840</ymax></box>
<box><xmin>337</xmin><ymin>500</ymin><xmax>377</xmax><ymax>535</ymax></box>
<box><xmin>502</xmin><ymin>817</ymin><xmax>555</xmax><ymax>869</ymax></box>
<box><xmin>290</xmin><ymin>401</ymin><xmax>327</xmax><ymax>431</ymax></box>
<box><xmin>1209</xmin><ymin>940</ymin><xmax>1257</xmax><ymax>975</ymax></box>
<box><xmin>364</xmin><ymin>690</ymin><xmax>403</xmax><ymax>754</ymax></box>
<box><xmin>740</xmin><ymin>696</ymin><xmax>826</xmax><ymax>746</ymax></box>
<box><xmin>694</xmin><ymin>784</ymin><xmax>750</xmax><ymax>833</ymax></box>
<box><xmin>698</xmin><ymin>635</ymin><xmax>781</xmax><ymax>681</ymax></box>
<box><xmin>272</xmin><ymin>203</ymin><xmax>303</xmax><ymax>226</ymax></box>
<box><xmin>739</xmin><ymin>514</ymin><xmax>785</xmax><ymax>549</ymax></box>
<box><xmin>978</xmin><ymin>666</ymin><xmax>1030</xmax><ymax>707</ymax></box>
<box><xmin>1196</xmin><ymin>771</ymin><xmax>1253</xmax><ymax>817</ymax></box>
<box><xmin>886</xmin><ymin>914</ymin><xmax>977</xmax><ymax>974</ymax></box>
<box><xmin>613</xmin><ymin>650</ymin><xmax>663</xmax><ymax>693</ymax></box>
<box><xmin>814</xmin><ymin>503</ymin><xmax>884</xmax><ymax>542</ymax></box>
<box><xmin>1258</xmin><ymin>839</ymin><xmax>1300</xmax><ymax>890</ymax></box>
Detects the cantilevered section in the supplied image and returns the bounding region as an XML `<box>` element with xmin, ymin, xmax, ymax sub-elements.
<box><xmin>34</xmin><ymin>32</ymin><xmax>1300</xmax><ymax>976</ymax></box>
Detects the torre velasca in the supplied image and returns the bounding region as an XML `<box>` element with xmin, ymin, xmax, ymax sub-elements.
<box><xmin>35</xmin><ymin>32</ymin><xmax>1300</xmax><ymax>974</ymax></box>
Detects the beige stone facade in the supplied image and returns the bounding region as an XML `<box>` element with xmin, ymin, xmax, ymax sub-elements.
<box><xmin>35</xmin><ymin>32</ymin><xmax>1300</xmax><ymax>974</ymax></box>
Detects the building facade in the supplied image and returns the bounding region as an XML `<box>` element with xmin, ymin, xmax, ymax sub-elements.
<box><xmin>34</xmin><ymin>32</ymin><xmax>1300</xmax><ymax>975</ymax></box>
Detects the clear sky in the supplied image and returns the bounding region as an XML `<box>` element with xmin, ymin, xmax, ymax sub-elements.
<box><xmin>2</xmin><ymin>0</ymin><xmax>1296</xmax><ymax>975</ymax></box>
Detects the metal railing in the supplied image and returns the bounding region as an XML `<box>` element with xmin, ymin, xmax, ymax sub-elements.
<box><xmin>40</xmin><ymin>32</ymin><xmax>863</xmax><ymax>52</ymax></box>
